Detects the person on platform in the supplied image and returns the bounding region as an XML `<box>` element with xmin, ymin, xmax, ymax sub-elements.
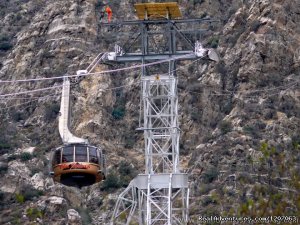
<box><xmin>105</xmin><ymin>6</ymin><xmax>112</xmax><ymax>23</ymax></box>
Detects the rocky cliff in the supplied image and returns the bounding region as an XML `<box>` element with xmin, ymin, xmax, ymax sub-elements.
<box><xmin>0</xmin><ymin>0</ymin><xmax>299</xmax><ymax>224</ymax></box>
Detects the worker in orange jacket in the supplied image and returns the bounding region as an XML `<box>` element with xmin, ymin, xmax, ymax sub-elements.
<box><xmin>105</xmin><ymin>6</ymin><xmax>112</xmax><ymax>23</ymax></box>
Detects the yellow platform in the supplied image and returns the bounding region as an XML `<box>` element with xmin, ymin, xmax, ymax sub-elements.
<box><xmin>134</xmin><ymin>2</ymin><xmax>182</xmax><ymax>20</ymax></box>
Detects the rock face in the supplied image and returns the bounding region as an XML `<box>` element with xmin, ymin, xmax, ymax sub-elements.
<box><xmin>67</xmin><ymin>209</ymin><xmax>82</xmax><ymax>225</ymax></box>
<box><xmin>0</xmin><ymin>0</ymin><xmax>299</xmax><ymax>224</ymax></box>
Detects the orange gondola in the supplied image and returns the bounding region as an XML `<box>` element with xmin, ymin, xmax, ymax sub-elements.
<box><xmin>51</xmin><ymin>144</ymin><xmax>105</xmax><ymax>187</ymax></box>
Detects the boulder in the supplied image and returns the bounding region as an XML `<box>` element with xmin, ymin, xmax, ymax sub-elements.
<box><xmin>67</xmin><ymin>209</ymin><xmax>82</xmax><ymax>225</ymax></box>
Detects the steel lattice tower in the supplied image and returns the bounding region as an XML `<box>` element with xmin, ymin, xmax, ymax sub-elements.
<box><xmin>103</xmin><ymin>3</ymin><xmax>218</xmax><ymax>225</ymax></box>
<box><xmin>111</xmin><ymin>74</ymin><xmax>189</xmax><ymax>225</ymax></box>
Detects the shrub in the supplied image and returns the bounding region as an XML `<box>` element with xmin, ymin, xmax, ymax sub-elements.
<box><xmin>118</xmin><ymin>161</ymin><xmax>135</xmax><ymax>177</ymax></box>
<box><xmin>20</xmin><ymin>152</ymin><xmax>33</xmax><ymax>161</ymax></box>
<box><xmin>21</xmin><ymin>185</ymin><xmax>43</xmax><ymax>201</ymax></box>
<box><xmin>15</xmin><ymin>185</ymin><xmax>43</xmax><ymax>204</ymax></box>
<box><xmin>221</xmin><ymin>102</ymin><xmax>232</xmax><ymax>114</ymax></box>
<box><xmin>11</xmin><ymin>111</ymin><xmax>24</xmax><ymax>122</ymax></box>
<box><xmin>96</xmin><ymin>198</ymin><xmax>103</xmax><ymax>207</ymax></box>
<box><xmin>215</xmin><ymin>61</ymin><xmax>227</xmax><ymax>76</ymax></box>
<box><xmin>193</xmin><ymin>0</ymin><xmax>204</xmax><ymax>5</ymax></box>
<box><xmin>202</xmin><ymin>196</ymin><xmax>215</xmax><ymax>206</ymax></box>
<box><xmin>95</xmin><ymin>0</ymin><xmax>104</xmax><ymax>8</ymax></box>
<box><xmin>15</xmin><ymin>193</ymin><xmax>25</xmax><ymax>203</ymax></box>
<box><xmin>0</xmin><ymin>142</ymin><xmax>11</xmax><ymax>154</ymax></box>
<box><xmin>112</xmin><ymin>89</ymin><xmax>126</xmax><ymax>120</ymax></box>
<box><xmin>190</xmin><ymin>109</ymin><xmax>200</xmax><ymax>122</ymax></box>
<box><xmin>0</xmin><ymin>35</ymin><xmax>9</xmax><ymax>42</ymax></box>
<box><xmin>203</xmin><ymin>206</ymin><xmax>220</xmax><ymax>217</ymax></box>
<box><xmin>7</xmin><ymin>154</ymin><xmax>17</xmax><ymax>161</ymax></box>
<box><xmin>76</xmin><ymin>207</ymin><xmax>92</xmax><ymax>225</ymax></box>
<box><xmin>237</xmin><ymin>172</ymin><xmax>253</xmax><ymax>184</ymax></box>
<box><xmin>202</xmin><ymin>166</ymin><xmax>219</xmax><ymax>183</ymax></box>
<box><xmin>251</xmin><ymin>20</ymin><xmax>261</xmax><ymax>33</ymax></box>
<box><xmin>231</xmin><ymin>142</ymin><xmax>300</xmax><ymax>219</ymax></box>
<box><xmin>207</xmin><ymin>36</ymin><xmax>219</xmax><ymax>48</ymax></box>
<box><xmin>263</xmin><ymin>109</ymin><xmax>276</xmax><ymax>120</ymax></box>
<box><xmin>219</xmin><ymin>120</ymin><xmax>232</xmax><ymax>134</ymax></box>
<box><xmin>26</xmin><ymin>207</ymin><xmax>43</xmax><ymax>220</ymax></box>
<box><xmin>202</xmin><ymin>134</ymin><xmax>214</xmax><ymax>143</ymax></box>
<box><xmin>44</xmin><ymin>103</ymin><xmax>60</xmax><ymax>122</ymax></box>
<box><xmin>118</xmin><ymin>161</ymin><xmax>137</xmax><ymax>186</ymax></box>
<box><xmin>0</xmin><ymin>41</ymin><xmax>13</xmax><ymax>51</ymax></box>
<box><xmin>15</xmin><ymin>13</ymin><xmax>22</xmax><ymax>21</ymax></box>
<box><xmin>243</xmin><ymin>121</ymin><xmax>265</xmax><ymax>139</ymax></box>
<box><xmin>28</xmin><ymin>131</ymin><xmax>41</xmax><ymax>145</ymax></box>
<box><xmin>198</xmin><ymin>183</ymin><xmax>213</xmax><ymax>195</ymax></box>
<box><xmin>112</xmin><ymin>107</ymin><xmax>125</xmax><ymax>120</ymax></box>
<box><xmin>200</xmin><ymin>12</ymin><xmax>207</xmax><ymax>18</ymax></box>
<box><xmin>7</xmin><ymin>154</ymin><xmax>18</xmax><ymax>162</ymax></box>
<box><xmin>101</xmin><ymin>172</ymin><xmax>121</xmax><ymax>191</ymax></box>
<box><xmin>30</xmin><ymin>167</ymin><xmax>40</xmax><ymax>176</ymax></box>
<box><xmin>124</xmin><ymin>133</ymin><xmax>135</xmax><ymax>148</ymax></box>
<box><xmin>243</xmin><ymin>124</ymin><xmax>255</xmax><ymax>134</ymax></box>
<box><xmin>0</xmin><ymin>191</ymin><xmax>4</xmax><ymax>202</ymax></box>
<box><xmin>292</xmin><ymin>135</ymin><xmax>300</xmax><ymax>150</ymax></box>
<box><xmin>0</xmin><ymin>163</ymin><xmax>8</xmax><ymax>174</ymax></box>
<box><xmin>119</xmin><ymin>176</ymin><xmax>132</xmax><ymax>187</ymax></box>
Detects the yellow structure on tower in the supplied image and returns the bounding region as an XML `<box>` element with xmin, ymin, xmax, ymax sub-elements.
<box><xmin>134</xmin><ymin>2</ymin><xmax>182</xmax><ymax>20</ymax></box>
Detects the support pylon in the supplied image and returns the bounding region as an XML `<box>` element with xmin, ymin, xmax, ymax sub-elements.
<box><xmin>111</xmin><ymin>74</ymin><xmax>189</xmax><ymax>225</ymax></box>
<box><xmin>103</xmin><ymin>3</ymin><xmax>218</xmax><ymax>224</ymax></box>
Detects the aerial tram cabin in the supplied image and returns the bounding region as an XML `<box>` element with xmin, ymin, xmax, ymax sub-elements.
<box><xmin>51</xmin><ymin>144</ymin><xmax>105</xmax><ymax>187</ymax></box>
<box><xmin>50</xmin><ymin>76</ymin><xmax>106</xmax><ymax>188</ymax></box>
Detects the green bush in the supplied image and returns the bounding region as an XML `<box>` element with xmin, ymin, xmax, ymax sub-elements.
<box><xmin>251</xmin><ymin>20</ymin><xmax>261</xmax><ymax>33</ymax></box>
<box><xmin>76</xmin><ymin>207</ymin><xmax>92</xmax><ymax>225</ymax></box>
<box><xmin>0</xmin><ymin>35</ymin><xmax>9</xmax><ymax>42</ymax></box>
<box><xmin>202</xmin><ymin>166</ymin><xmax>219</xmax><ymax>183</ymax></box>
<box><xmin>118</xmin><ymin>161</ymin><xmax>137</xmax><ymax>187</ymax></box>
<box><xmin>101</xmin><ymin>172</ymin><xmax>121</xmax><ymax>191</ymax></box>
<box><xmin>0</xmin><ymin>119</ymin><xmax>19</xmax><ymax>152</ymax></box>
<box><xmin>0</xmin><ymin>163</ymin><xmax>8</xmax><ymax>174</ymax></box>
<box><xmin>243</xmin><ymin>125</ymin><xmax>260</xmax><ymax>138</ymax></box>
<box><xmin>20</xmin><ymin>152</ymin><xmax>33</xmax><ymax>161</ymax></box>
<box><xmin>112</xmin><ymin>89</ymin><xmax>126</xmax><ymax>120</ymax></box>
<box><xmin>198</xmin><ymin>183</ymin><xmax>213</xmax><ymax>195</ymax></box>
<box><xmin>0</xmin><ymin>41</ymin><xmax>13</xmax><ymax>51</ymax></box>
<box><xmin>11</xmin><ymin>111</ymin><xmax>24</xmax><ymax>122</ymax></box>
<box><xmin>118</xmin><ymin>161</ymin><xmax>135</xmax><ymax>177</ymax></box>
<box><xmin>44</xmin><ymin>103</ymin><xmax>60</xmax><ymax>122</ymax></box>
<box><xmin>202</xmin><ymin>196</ymin><xmax>215</xmax><ymax>206</ymax></box>
<box><xmin>15</xmin><ymin>193</ymin><xmax>25</xmax><ymax>203</ymax></box>
<box><xmin>190</xmin><ymin>109</ymin><xmax>200</xmax><ymax>122</ymax></box>
<box><xmin>16</xmin><ymin>185</ymin><xmax>43</xmax><ymax>203</ymax></box>
<box><xmin>219</xmin><ymin>120</ymin><xmax>232</xmax><ymax>134</ymax></box>
<box><xmin>26</xmin><ymin>207</ymin><xmax>43</xmax><ymax>220</ymax></box>
<box><xmin>231</xmin><ymin>141</ymin><xmax>300</xmax><ymax>219</ymax></box>
<box><xmin>124</xmin><ymin>132</ymin><xmax>135</xmax><ymax>148</ymax></box>
<box><xmin>112</xmin><ymin>107</ymin><xmax>125</xmax><ymax>120</ymax></box>
<box><xmin>207</xmin><ymin>36</ymin><xmax>219</xmax><ymax>48</ymax></box>
<box><xmin>22</xmin><ymin>186</ymin><xmax>43</xmax><ymax>201</ymax></box>
<box><xmin>0</xmin><ymin>142</ymin><xmax>11</xmax><ymax>154</ymax></box>
<box><xmin>119</xmin><ymin>175</ymin><xmax>132</xmax><ymax>187</ymax></box>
